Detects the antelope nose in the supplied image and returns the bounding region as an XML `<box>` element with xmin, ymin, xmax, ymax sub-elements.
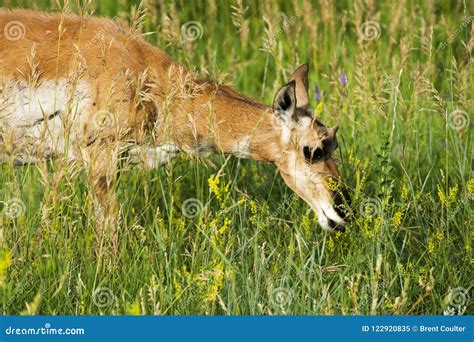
<box><xmin>328</xmin><ymin>218</ymin><xmax>346</xmax><ymax>233</ymax></box>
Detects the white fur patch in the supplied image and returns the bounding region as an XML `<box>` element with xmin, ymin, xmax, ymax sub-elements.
<box><xmin>128</xmin><ymin>144</ymin><xmax>180</xmax><ymax>169</ymax></box>
<box><xmin>0</xmin><ymin>79</ymin><xmax>93</xmax><ymax>162</ymax></box>
<box><xmin>298</xmin><ymin>116</ymin><xmax>312</xmax><ymax>128</ymax></box>
<box><xmin>280</xmin><ymin>125</ymin><xmax>292</xmax><ymax>145</ymax></box>
<box><xmin>1</xmin><ymin>79</ymin><xmax>92</xmax><ymax>127</ymax></box>
<box><xmin>269</xmin><ymin>112</ymin><xmax>292</xmax><ymax>145</ymax></box>
<box><xmin>231</xmin><ymin>135</ymin><xmax>251</xmax><ymax>158</ymax></box>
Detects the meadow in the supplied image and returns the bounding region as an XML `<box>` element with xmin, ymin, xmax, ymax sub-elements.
<box><xmin>0</xmin><ymin>0</ymin><xmax>472</xmax><ymax>315</ymax></box>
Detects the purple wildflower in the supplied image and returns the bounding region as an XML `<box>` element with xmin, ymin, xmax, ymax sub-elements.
<box><xmin>339</xmin><ymin>72</ymin><xmax>347</xmax><ymax>87</ymax></box>
<box><xmin>313</xmin><ymin>84</ymin><xmax>321</xmax><ymax>102</ymax></box>
<box><xmin>441</xmin><ymin>92</ymin><xmax>451</xmax><ymax>100</ymax></box>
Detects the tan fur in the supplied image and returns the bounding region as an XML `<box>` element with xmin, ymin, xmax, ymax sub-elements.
<box><xmin>0</xmin><ymin>9</ymin><xmax>348</xmax><ymax>231</ymax></box>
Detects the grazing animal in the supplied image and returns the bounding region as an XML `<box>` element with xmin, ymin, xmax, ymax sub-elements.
<box><xmin>0</xmin><ymin>9</ymin><xmax>350</xmax><ymax>231</ymax></box>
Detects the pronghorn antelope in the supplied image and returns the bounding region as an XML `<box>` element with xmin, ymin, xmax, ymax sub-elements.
<box><xmin>0</xmin><ymin>9</ymin><xmax>350</xmax><ymax>232</ymax></box>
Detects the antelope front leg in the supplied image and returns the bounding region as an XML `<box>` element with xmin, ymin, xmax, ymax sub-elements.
<box><xmin>81</xmin><ymin>141</ymin><xmax>120</xmax><ymax>252</ymax></box>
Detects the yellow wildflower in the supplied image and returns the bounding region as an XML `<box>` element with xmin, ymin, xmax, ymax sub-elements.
<box><xmin>466</xmin><ymin>178</ymin><xmax>474</xmax><ymax>194</ymax></box>
<box><xmin>125</xmin><ymin>299</ymin><xmax>141</xmax><ymax>315</ymax></box>
<box><xmin>437</xmin><ymin>184</ymin><xmax>446</xmax><ymax>206</ymax></box>
<box><xmin>209</xmin><ymin>218</ymin><xmax>218</xmax><ymax>229</ymax></box>
<box><xmin>428</xmin><ymin>238</ymin><xmax>435</xmax><ymax>256</ymax></box>
<box><xmin>325</xmin><ymin>177</ymin><xmax>337</xmax><ymax>191</ymax></box>
<box><xmin>173</xmin><ymin>274</ymin><xmax>182</xmax><ymax>295</ymax></box>
<box><xmin>208</xmin><ymin>174</ymin><xmax>221</xmax><ymax>199</ymax></box>
<box><xmin>326</xmin><ymin>236</ymin><xmax>335</xmax><ymax>253</ymax></box>
<box><xmin>218</xmin><ymin>218</ymin><xmax>231</xmax><ymax>235</ymax></box>
<box><xmin>438</xmin><ymin>184</ymin><xmax>458</xmax><ymax>207</ymax></box>
<box><xmin>465</xmin><ymin>241</ymin><xmax>471</xmax><ymax>255</ymax></box>
<box><xmin>316</xmin><ymin>102</ymin><xmax>324</xmax><ymax>116</ymax></box>
<box><xmin>301</xmin><ymin>215</ymin><xmax>311</xmax><ymax>240</ymax></box>
<box><xmin>361</xmin><ymin>218</ymin><xmax>374</xmax><ymax>238</ymax></box>
<box><xmin>0</xmin><ymin>249</ymin><xmax>12</xmax><ymax>287</ymax></box>
<box><xmin>448</xmin><ymin>185</ymin><xmax>458</xmax><ymax>204</ymax></box>
<box><xmin>391</xmin><ymin>211</ymin><xmax>403</xmax><ymax>226</ymax></box>
<box><xmin>208</xmin><ymin>174</ymin><xmax>230</xmax><ymax>202</ymax></box>
<box><xmin>401</xmin><ymin>183</ymin><xmax>408</xmax><ymax>200</ymax></box>
<box><xmin>249</xmin><ymin>200</ymin><xmax>257</xmax><ymax>215</ymax></box>
<box><xmin>205</xmin><ymin>263</ymin><xmax>224</xmax><ymax>303</ymax></box>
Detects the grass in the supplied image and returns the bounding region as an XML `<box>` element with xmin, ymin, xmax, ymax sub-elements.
<box><xmin>0</xmin><ymin>0</ymin><xmax>472</xmax><ymax>315</ymax></box>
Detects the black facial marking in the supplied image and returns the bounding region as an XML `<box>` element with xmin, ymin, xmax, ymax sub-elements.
<box><xmin>303</xmin><ymin>146</ymin><xmax>311</xmax><ymax>161</ymax></box>
<box><xmin>313</xmin><ymin>147</ymin><xmax>325</xmax><ymax>160</ymax></box>
<box><xmin>323</xmin><ymin>210</ymin><xmax>346</xmax><ymax>233</ymax></box>
<box><xmin>322</xmin><ymin>138</ymin><xmax>338</xmax><ymax>154</ymax></box>
<box><xmin>303</xmin><ymin>146</ymin><xmax>325</xmax><ymax>163</ymax></box>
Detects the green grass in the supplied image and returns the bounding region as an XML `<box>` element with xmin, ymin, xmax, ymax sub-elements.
<box><xmin>0</xmin><ymin>0</ymin><xmax>472</xmax><ymax>315</ymax></box>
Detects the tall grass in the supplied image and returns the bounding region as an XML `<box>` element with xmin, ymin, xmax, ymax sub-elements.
<box><xmin>0</xmin><ymin>0</ymin><xmax>472</xmax><ymax>315</ymax></box>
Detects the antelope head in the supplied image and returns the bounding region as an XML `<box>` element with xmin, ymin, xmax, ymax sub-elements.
<box><xmin>272</xmin><ymin>64</ymin><xmax>350</xmax><ymax>232</ymax></box>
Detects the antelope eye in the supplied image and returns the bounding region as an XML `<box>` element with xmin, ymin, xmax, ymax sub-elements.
<box><xmin>313</xmin><ymin>147</ymin><xmax>325</xmax><ymax>160</ymax></box>
<box><xmin>303</xmin><ymin>146</ymin><xmax>325</xmax><ymax>163</ymax></box>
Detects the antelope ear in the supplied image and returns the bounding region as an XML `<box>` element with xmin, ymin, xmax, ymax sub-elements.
<box><xmin>327</xmin><ymin>125</ymin><xmax>339</xmax><ymax>139</ymax></box>
<box><xmin>273</xmin><ymin>81</ymin><xmax>297</xmax><ymax>125</ymax></box>
<box><xmin>289</xmin><ymin>63</ymin><xmax>309</xmax><ymax>110</ymax></box>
